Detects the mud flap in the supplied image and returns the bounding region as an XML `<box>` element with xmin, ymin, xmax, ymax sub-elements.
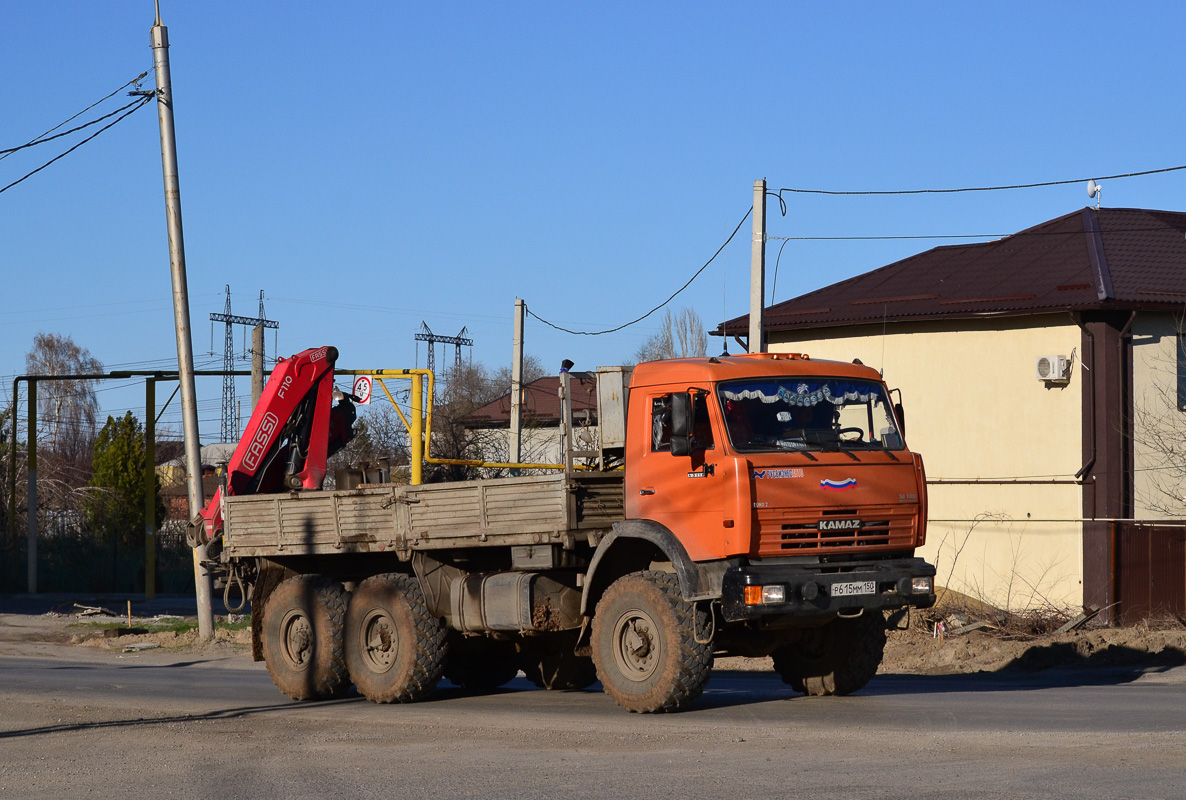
<box><xmin>887</xmin><ymin>607</ymin><xmax>911</xmax><ymax>631</ymax></box>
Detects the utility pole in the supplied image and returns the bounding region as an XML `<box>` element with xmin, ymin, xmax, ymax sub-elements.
<box><xmin>150</xmin><ymin>5</ymin><xmax>213</xmax><ymax>640</ymax></box>
<box><xmin>749</xmin><ymin>178</ymin><xmax>767</xmax><ymax>354</ymax></box>
<box><xmin>509</xmin><ymin>298</ymin><xmax>525</xmax><ymax>469</ymax></box>
<box><xmin>251</xmin><ymin>324</ymin><xmax>265</xmax><ymax>409</ymax></box>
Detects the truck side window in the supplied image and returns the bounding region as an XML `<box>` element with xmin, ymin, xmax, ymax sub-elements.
<box><xmin>692</xmin><ymin>393</ymin><xmax>714</xmax><ymax>450</ymax></box>
<box><xmin>651</xmin><ymin>396</ymin><xmax>672</xmax><ymax>452</ymax></box>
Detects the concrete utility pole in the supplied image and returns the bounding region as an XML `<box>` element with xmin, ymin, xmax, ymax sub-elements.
<box><xmin>509</xmin><ymin>298</ymin><xmax>525</xmax><ymax>469</ymax></box>
<box><xmin>749</xmin><ymin>178</ymin><xmax>767</xmax><ymax>354</ymax></box>
<box><xmin>251</xmin><ymin>324</ymin><xmax>265</xmax><ymax>409</ymax></box>
<box><xmin>151</xmin><ymin>5</ymin><xmax>214</xmax><ymax>640</ymax></box>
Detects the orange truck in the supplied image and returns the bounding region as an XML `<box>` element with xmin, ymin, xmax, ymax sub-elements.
<box><xmin>206</xmin><ymin>349</ymin><xmax>935</xmax><ymax>712</ymax></box>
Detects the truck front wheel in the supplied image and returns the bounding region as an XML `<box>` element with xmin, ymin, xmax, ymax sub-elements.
<box><xmin>345</xmin><ymin>573</ymin><xmax>447</xmax><ymax>703</ymax></box>
<box><xmin>591</xmin><ymin>571</ymin><xmax>712</xmax><ymax>712</ymax></box>
<box><xmin>261</xmin><ymin>574</ymin><xmax>350</xmax><ymax>700</ymax></box>
<box><xmin>772</xmin><ymin>611</ymin><xmax>887</xmax><ymax>696</ymax></box>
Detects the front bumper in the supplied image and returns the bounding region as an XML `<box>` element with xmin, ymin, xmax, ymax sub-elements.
<box><xmin>719</xmin><ymin>556</ymin><xmax>936</xmax><ymax>622</ymax></box>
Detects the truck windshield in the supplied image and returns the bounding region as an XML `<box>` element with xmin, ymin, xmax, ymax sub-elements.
<box><xmin>718</xmin><ymin>378</ymin><xmax>904</xmax><ymax>453</ymax></box>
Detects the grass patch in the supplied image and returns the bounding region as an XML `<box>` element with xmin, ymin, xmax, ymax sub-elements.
<box><xmin>70</xmin><ymin>617</ymin><xmax>251</xmax><ymax>635</ymax></box>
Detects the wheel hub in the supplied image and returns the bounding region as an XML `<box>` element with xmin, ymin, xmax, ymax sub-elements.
<box><xmin>360</xmin><ymin>609</ymin><xmax>399</xmax><ymax>673</ymax></box>
<box><xmin>612</xmin><ymin>609</ymin><xmax>660</xmax><ymax>681</ymax></box>
<box><xmin>280</xmin><ymin>610</ymin><xmax>313</xmax><ymax>670</ymax></box>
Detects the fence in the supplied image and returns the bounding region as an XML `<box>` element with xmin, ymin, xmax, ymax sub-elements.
<box><xmin>2</xmin><ymin>510</ymin><xmax>194</xmax><ymax>595</ymax></box>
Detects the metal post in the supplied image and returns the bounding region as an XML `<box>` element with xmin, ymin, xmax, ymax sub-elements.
<box><xmin>251</xmin><ymin>324</ymin><xmax>264</xmax><ymax>410</ymax></box>
<box><xmin>749</xmin><ymin>178</ymin><xmax>767</xmax><ymax>354</ymax></box>
<box><xmin>144</xmin><ymin>378</ymin><xmax>156</xmax><ymax>600</ymax></box>
<box><xmin>151</xmin><ymin>10</ymin><xmax>213</xmax><ymax>639</ymax></box>
<box><xmin>509</xmin><ymin>298</ymin><xmax>525</xmax><ymax>469</ymax></box>
<box><xmin>26</xmin><ymin>381</ymin><xmax>36</xmax><ymax>594</ymax></box>
<box><xmin>410</xmin><ymin>374</ymin><xmax>423</xmax><ymax>485</ymax></box>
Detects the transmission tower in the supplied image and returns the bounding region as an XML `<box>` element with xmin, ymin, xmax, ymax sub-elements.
<box><xmin>414</xmin><ymin>322</ymin><xmax>473</xmax><ymax>375</ymax></box>
<box><xmin>210</xmin><ymin>286</ymin><xmax>278</xmax><ymax>441</ymax></box>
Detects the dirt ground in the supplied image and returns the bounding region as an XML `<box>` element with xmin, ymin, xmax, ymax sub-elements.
<box><xmin>4</xmin><ymin>597</ymin><xmax>1185</xmax><ymax>678</ymax></box>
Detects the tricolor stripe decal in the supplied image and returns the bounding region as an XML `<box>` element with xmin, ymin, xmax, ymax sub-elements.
<box><xmin>820</xmin><ymin>478</ymin><xmax>857</xmax><ymax>491</ymax></box>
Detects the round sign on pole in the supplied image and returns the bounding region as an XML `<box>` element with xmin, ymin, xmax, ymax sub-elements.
<box><xmin>352</xmin><ymin>376</ymin><xmax>373</xmax><ymax>405</ymax></box>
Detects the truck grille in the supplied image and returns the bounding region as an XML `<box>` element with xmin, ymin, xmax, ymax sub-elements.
<box><xmin>756</xmin><ymin>506</ymin><xmax>916</xmax><ymax>555</ymax></box>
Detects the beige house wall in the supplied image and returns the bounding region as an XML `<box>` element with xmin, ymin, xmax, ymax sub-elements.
<box><xmin>769</xmin><ymin>314</ymin><xmax>1085</xmax><ymax>609</ymax></box>
<box><xmin>1131</xmin><ymin>311</ymin><xmax>1186</xmax><ymax>519</ymax></box>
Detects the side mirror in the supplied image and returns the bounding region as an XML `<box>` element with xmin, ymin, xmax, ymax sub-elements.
<box><xmin>670</xmin><ymin>392</ymin><xmax>692</xmax><ymax>457</ymax></box>
<box><xmin>894</xmin><ymin>402</ymin><xmax>905</xmax><ymax>436</ymax></box>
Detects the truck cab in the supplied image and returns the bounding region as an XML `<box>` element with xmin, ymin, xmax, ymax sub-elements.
<box><xmin>607</xmin><ymin>352</ymin><xmax>934</xmax><ymax>644</ymax></box>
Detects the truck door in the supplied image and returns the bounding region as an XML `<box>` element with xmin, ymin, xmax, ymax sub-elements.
<box><xmin>626</xmin><ymin>390</ymin><xmax>749</xmax><ymax>561</ymax></box>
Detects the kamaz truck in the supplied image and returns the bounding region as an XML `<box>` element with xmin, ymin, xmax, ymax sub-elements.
<box><xmin>195</xmin><ymin>345</ymin><xmax>935</xmax><ymax>712</ymax></box>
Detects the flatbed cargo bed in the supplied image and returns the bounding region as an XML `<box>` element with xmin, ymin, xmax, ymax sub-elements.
<box><xmin>222</xmin><ymin>471</ymin><xmax>625</xmax><ymax>558</ymax></box>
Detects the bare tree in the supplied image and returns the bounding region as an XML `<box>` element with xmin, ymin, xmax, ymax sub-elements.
<box><xmin>24</xmin><ymin>333</ymin><xmax>103</xmax><ymax>459</ymax></box>
<box><xmin>634</xmin><ymin>308</ymin><xmax>707</xmax><ymax>363</ymax></box>
<box><xmin>22</xmin><ymin>333</ymin><xmax>103</xmax><ymax>513</ymax></box>
<box><xmin>492</xmin><ymin>353</ymin><xmax>547</xmax><ymax>393</ymax></box>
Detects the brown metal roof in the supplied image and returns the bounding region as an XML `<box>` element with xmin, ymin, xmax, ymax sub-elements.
<box><xmin>719</xmin><ymin>207</ymin><xmax>1186</xmax><ymax>335</ymax></box>
<box><xmin>464</xmin><ymin>375</ymin><xmax>598</xmax><ymax>427</ymax></box>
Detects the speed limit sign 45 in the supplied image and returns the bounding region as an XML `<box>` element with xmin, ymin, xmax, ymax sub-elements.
<box><xmin>352</xmin><ymin>376</ymin><xmax>373</xmax><ymax>405</ymax></box>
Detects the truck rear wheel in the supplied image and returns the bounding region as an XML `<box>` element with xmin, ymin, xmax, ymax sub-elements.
<box><xmin>591</xmin><ymin>571</ymin><xmax>712</xmax><ymax>713</ymax></box>
<box><xmin>772</xmin><ymin>611</ymin><xmax>887</xmax><ymax>696</ymax></box>
<box><xmin>262</xmin><ymin>574</ymin><xmax>350</xmax><ymax>701</ymax></box>
<box><xmin>345</xmin><ymin>573</ymin><xmax>447</xmax><ymax>703</ymax></box>
<box><xmin>520</xmin><ymin>634</ymin><xmax>598</xmax><ymax>690</ymax></box>
<box><xmin>443</xmin><ymin>635</ymin><xmax>519</xmax><ymax>692</ymax></box>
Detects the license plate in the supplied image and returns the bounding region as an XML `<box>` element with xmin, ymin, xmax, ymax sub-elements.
<box><xmin>831</xmin><ymin>580</ymin><xmax>876</xmax><ymax>597</ymax></box>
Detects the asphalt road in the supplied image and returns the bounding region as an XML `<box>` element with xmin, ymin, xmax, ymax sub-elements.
<box><xmin>1</xmin><ymin>640</ymin><xmax>1184</xmax><ymax>800</ymax></box>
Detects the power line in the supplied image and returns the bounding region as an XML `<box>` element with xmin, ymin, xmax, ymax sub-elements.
<box><xmin>766</xmin><ymin>226</ymin><xmax>1179</xmax><ymax>243</ymax></box>
<box><xmin>778</xmin><ymin>164</ymin><xmax>1186</xmax><ymax>196</ymax></box>
<box><xmin>0</xmin><ymin>72</ymin><xmax>148</xmax><ymax>162</ymax></box>
<box><xmin>0</xmin><ymin>96</ymin><xmax>149</xmax><ymax>157</ymax></box>
<box><xmin>527</xmin><ymin>206</ymin><xmax>752</xmax><ymax>337</ymax></box>
<box><xmin>0</xmin><ymin>94</ymin><xmax>152</xmax><ymax>197</ymax></box>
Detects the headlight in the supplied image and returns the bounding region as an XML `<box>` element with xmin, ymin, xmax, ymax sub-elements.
<box><xmin>911</xmin><ymin>576</ymin><xmax>933</xmax><ymax>595</ymax></box>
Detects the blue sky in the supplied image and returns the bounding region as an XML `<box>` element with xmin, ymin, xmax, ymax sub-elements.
<box><xmin>3</xmin><ymin>2</ymin><xmax>1185</xmax><ymax>443</ymax></box>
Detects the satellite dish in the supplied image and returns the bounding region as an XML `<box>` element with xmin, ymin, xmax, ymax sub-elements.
<box><xmin>1087</xmin><ymin>179</ymin><xmax>1101</xmax><ymax>209</ymax></box>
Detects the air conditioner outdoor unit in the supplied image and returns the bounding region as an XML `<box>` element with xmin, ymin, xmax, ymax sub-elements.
<box><xmin>1036</xmin><ymin>354</ymin><xmax>1070</xmax><ymax>383</ymax></box>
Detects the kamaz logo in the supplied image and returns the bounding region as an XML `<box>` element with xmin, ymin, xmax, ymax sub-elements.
<box><xmin>818</xmin><ymin>518</ymin><xmax>862</xmax><ymax>531</ymax></box>
<box><xmin>242</xmin><ymin>412</ymin><xmax>279</xmax><ymax>471</ymax></box>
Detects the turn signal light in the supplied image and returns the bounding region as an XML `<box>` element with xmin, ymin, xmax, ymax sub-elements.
<box><xmin>744</xmin><ymin>585</ymin><xmax>787</xmax><ymax>605</ymax></box>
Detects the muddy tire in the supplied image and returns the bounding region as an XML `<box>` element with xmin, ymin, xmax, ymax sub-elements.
<box><xmin>520</xmin><ymin>635</ymin><xmax>599</xmax><ymax>690</ymax></box>
<box><xmin>443</xmin><ymin>635</ymin><xmax>520</xmax><ymax>692</ymax></box>
<box><xmin>345</xmin><ymin>573</ymin><xmax>447</xmax><ymax>703</ymax></box>
<box><xmin>591</xmin><ymin>571</ymin><xmax>712</xmax><ymax>712</ymax></box>
<box><xmin>772</xmin><ymin>611</ymin><xmax>887</xmax><ymax>696</ymax></box>
<box><xmin>261</xmin><ymin>574</ymin><xmax>350</xmax><ymax>701</ymax></box>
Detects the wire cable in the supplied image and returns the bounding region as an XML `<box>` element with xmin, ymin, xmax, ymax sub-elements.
<box><xmin>779</xmin><ymin>164</ymin><xmax>1186</xmax><ymax>196</ymax></box>
<box><xmin>0</xmin><ymin>72</ymin><xmax>148</xmax><ymax>162</ymax></box>
<box><xmin>0</xmin><ymin>95</ymin><xmax>152</xmax><ymax>197</ymax></box>
<box><xmin>0</xmin><ymin>96</ymin><xmax>149</xmax><ymax>157</ymax></box>
<box><xmin>766</xmin><ymin>225</ymin><xmax>1177</xmax><ymax>242</ymax></box>
<box><xmin>527</xmin><ymin>207</ymin><xmax>752</xmax><ymax>337</ymax></box>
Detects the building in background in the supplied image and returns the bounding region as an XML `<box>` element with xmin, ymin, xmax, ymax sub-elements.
<box><xmin>720</xmin><ymin>207</ymin><xmax>1186</xmax><ymax>622</ymax></box>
